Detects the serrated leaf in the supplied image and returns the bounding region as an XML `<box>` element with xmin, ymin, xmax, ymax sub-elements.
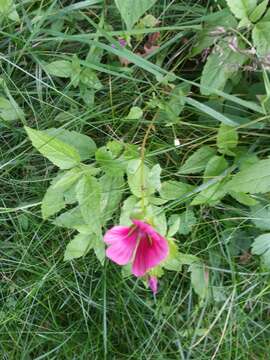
<box><xmin>250</xmin><ymin>203</ymin><xmax>270</xmax><ymax>230</ymax></box>
<box><xmin>44</xmin><ymin>60</ymin><xmax>73</xmax><ymax>78</ymax></box>
<box><xmin>226</xmin><ymin>0</ymin><xmax>257</xmax><ymax>19</ymax></box>
<box><xmin>46</xmin><ymin>128</ymin><xmax>97</xmax><ymax>160</ymax></box>
<box><xmin>217</xmin><ymin>124</ymin><xmax>238</xmax><ymax>156</ymax></box>
<box><xmin>179</xmin><ymin>146</ymin><xmax>216</xmax><ymax>174</ymax></box>
<box><xmin>226</xmin><ymin>159</ymin><xmax>270</xmax><ymax>194</ymax></box>
<box><xmin>76</xmin><ymin>174</ymin><xmax>101</xmax><ymax>235</ymax></box>
<box><xmin>178</xmin><ymin>209</ymin><xmax>197</xmax><ymax>235</ymax></box>
<box><xmin>159</xmin><ymin>181</ymin><xmax>194</xmax><ymax>200</ymax></box>
<box><xmin>25</xmin><ymin>126</ymin><xmax>81</xmax><ymax>169</ymax></box>
<box><xmin>64</xmin><ymin>233</ymin><xmax>92</xmax><ymax>261</ymax></box>
<box><xmin>200</xmin><ymin>42</ymin><xmax>248</xmax><ymax>96</ymax></box>
<box><xmin>251</xmin><ymin>233</ymin><xmax>270</xmax><ymax>268</ymax></box>
<box><xmin>100</xmin><ymin>174</ymin><xmax>124</xmax><ymax>223</ymax></box>
<box><xmin>114</xmin><ymin>0</ymin><xmax>157</xmax><ymax>29</ymax></box>
<box><xmin>0</xmin><ymin>96</ymin><xmax>24</xmax><ymax>122</ymax></box>
<box><xmin>190</xmin><ymin>263</ymin><xmax>209</xmax><ymax>299</ymax></box>
<box><xmin>250</xmin><ymin>0</ymin><xmax>268</xmax><ymax>22</ymax></box>
<box><xmin>127</xmin><ymin>160</ymin><xmax>161</xmax><ymax>198</ymax></box>
<box><xmin>252</xmin><ymin>21</ymin><xmax>270</xmax><ymax>56</ymax></box>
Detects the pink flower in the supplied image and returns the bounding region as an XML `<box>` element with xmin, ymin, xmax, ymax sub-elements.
<box><xmin>104</xmin><ymin>219</ymin><xmax>169</xmax><ymax>277</ymax></box>
<box><xmin>148</xmin><ymin>276</ymin><xmax>158</xmax><ymax>294</ymax></box>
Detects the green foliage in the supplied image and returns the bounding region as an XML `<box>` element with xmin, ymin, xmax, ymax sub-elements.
<box><xmin>251</xmin><ymin>233</ymin><xmax>270</xmax><ymax>268</ymax></box>
<box><xmin>114</xmin><ymin>0</ymin><xmax>157</xmax><ymax>29</ymax></box>
<box><xmin>252</xmin><ymin>21</ymin><xmax>270</xmax><ymax>56</ymax></box>
<box><xmin>250</xmin><ymin>0</ymin><xmax>268</xmax><ymax>22</ymax></box>
<box><xmin>0</xmin><ymin>96</ymin><xmax>24</xmax><ymax>122</ymax></box>
<box><xmin>0</xmin><ymin>0</ymin><xmax>19</xmax><ymax>21</ymax></box>
<box><xmin>226</xmin><ymin>0</ymin><xmax>257</xmax><ymax>19</ymax></box>
<box><xmin>179</xmin><ymin>146</ymin><xmax>216</xmax><ymax>174</ymax></box>
<box><xmin>217</xmin><ymin>124</ymin><xmax>238</xmax><ymax>156</ymax></box>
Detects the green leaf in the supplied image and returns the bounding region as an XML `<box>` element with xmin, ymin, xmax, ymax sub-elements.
<box><xmin>160</xmin><ymin>180</ymin><xmax>194</xmax><ymax>200</ymax></box>
<box><xmin>192</xmin><ymin>156</ymin><xmax>229</xmax><ymax>205</ymax></box>
<box><xmin>251</xmin><ymin>233</ymin><xmax>270</xmax><ymax>268</ymax></box>
<box><xmin>200</xmin><ymin>42</ymin><xmax>248</xmax><ymax>96</ymax></box>
<box><xmin>45</xmin><ymin>128</ymin><xmax>97</xmax><ymax>160</ymax></box>
<box><xmin>100</xmin><ymin>174</ymin><xmax>124</xmax><ymax>223</ymax></box>
<box><xmin>167</xmin><ymin>216</ymin><xmax>181</xmax><ymax>237</ymax></box>
<box><xmin>163</xmin><ymin>240</ymin><xmax>182</xmax><ymax>272</ymax></box>
<box><xmin>0</xmin><ymin>96</ymin><xmax>24</xmax><ymax>122</ymax></box>
<box><xmin>25</xmin><ymin>126</ymin><xmax>81</xmax><ymax>169</ymax></box>
<box><xmin>250</xmin><ymin>0</ymin><xmax>268</xmax><ymax>22</ymax></box>
<box><xmin>42</xmin><ymin>181</ymin><xmax>66</xmax><ymax>220</ymax></box>
<box><xmin>44</xmin><ymin>60</ymin><xmax>73</xmax><ymax>78</ymax></box>
<box><xmin>252</xmin><ymin>21</ymin><xmax>270</xmax><ymax>56</ymax></box>
<box><xmin>217</xmin><ymin>124</ymin><xmax>238</xmax><ymax>156</ymax></box>
<box><xmin>127</xmin><ymin>160</ymin><xmax>161</xmax><ymax>198</ymax></box>
<box><xmin>54</xmin><ymin>207</ymin><xmax>92</xmax><ymax>233</ymax></box>
<box><xmin>250</xmin><ymin>203</ymin><xmax>270</xmax><ymax>230</ymax></box>
<box><xmin>226</xmin><ymin>159</ymin><xmax>270</xmax><ymax>194</ymax></box>
<box><xmin>0</xmin><ymin>0</ymin><xmax>19</xmax><ymax>21</ymax></box>
<box><xmin>190</xmin><ymin>263</ymin><xmax>209</xmax><ymax>299</ymax></box>
<box><xmin>179</xmin><ymin>146</ymin><xmax>216</xmax><ymax>174</ymax></box>
<box><xmin>126</xmin><ymin>106</ymin><xmax>143</xmax><ymax>120</ymax></box>
<box><xmin>80</xmin><ymin>68</ymin><xmax>103</xmax><ymax>90</ymax></box>
<box><xmin>76</xmin><ymin>174</ymin><xmax>101</xmax><ymax>235</ymax></box>
<box><xmin>114</xmin><ymin>0</ymin><xmax>157</xmax><ymax>29</ymax></box>
<box><xmin>120</xmin><ymin>196</ymin><xmax>140</xmax><ymax>226</ymax></box>
<box><xmin>178</xmin><ymin>209</ymin><xmax>197</xmax><ymax>235</ymax></box>
<box><xmin>64</xmin><ymin>233</ymin><xmax>93</xmax><ymax>261</ymax></box>
<box><xmin>96</xmin><ymin>146</ymin><xmax>126</xmax><ymax>176</ymax></box>
<box><xmin>229</xmin><ymin>191</ymin><xmax>258</xmax><ymax>206</ymax></box>
<box><xmin>226</xmin><ymin>0</ymin><xmax>257</xmax><ymax>19</ymax></box>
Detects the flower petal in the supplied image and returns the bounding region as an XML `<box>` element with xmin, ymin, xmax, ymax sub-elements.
<box><xmin>148</xmin><ymin>276</ymin><xmax>158</xmax><ymax>294</ymax></box>
<box><xmin>132</xmin><ymin>232</ymin><xmax>168</xmax><ymax>277</ymax></box>
<box><xmin>104</xmin><ymin>226</ymin><xmax>137</xmax><ymax>266</ymax></box>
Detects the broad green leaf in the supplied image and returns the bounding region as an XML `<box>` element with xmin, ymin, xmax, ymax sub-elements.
<box><xmin>64</xmin><ymin>233</ymin><xmax>92</xmax><ymax>261</ymax></box>
<box><xmin>226</xmin><ymin>0</ymin><xmax>257</xmax><ymax>19</ymax></box>
<box><xmin>250</xmin><ymin>0</ymin><xmax>268</xmax><ymax>22</ymax></box>
<box><xmin>100</xmin><ymin>174</ymin><xmax>124</xmax><ymax>223</ymax></box>
<box><xmin>46</xmin><ymin>128</ymin><xmax>97</xmax><ymax>160</ymax></box>
<box><xmin>251</xmin><ymin>233</ymin><xmax>270</xmax><ymax>268</ymax></box>
<box><xmin>190</xmin><ymin>263</ymin><xmax>209</xmax><ymax>299</ymax></box>
<box><xmin>25</xmin><ymin>126</ymin><xmax>81</xmax><ymax>169</ymax></box>
<box><xmin>200</xmin><ymin>42</ymin><xmax>248</xmax><ymax>96</ymax></box>
<box><xmin>157</xmin><ymin>180</ymin><xmax>190</xmax><ymax>200</ymax></box>
<box><xmin>0</xmin><ymin>0</ymin><xmax>19</xmax><ymax>21</ymax></box>
<box><xmin>44</xmin><ymin>60</ymin><xmax>73</xmax><ymax>78</ymax></box>
<box><xmin>250</xmin><ymin>203</ymin><xmax>270</xmax><ymax>230</ymax></box>
<box><xmin>127</xmin><ymin>160</ymin><xmax>161</xmax><ymax>198</ymax></box>
<box><xmin>179</xmin><ymin>146</ymin><xmax>216</xmax><ymax>174</ymax></box>
<box><xmin>217</xmin><ymin>124</ymin><xmax>238</xmax><ymax>156</ymax></box>
<box><xmin>229</xmin><ymin>191</ymin><xmax>258</xmax><ymax>206</ymax></box>
<box><xmin>226</xmin><ymin>159</ymin><xmax>270</xmax><ymax>194</ymax></box>
<box><xmin>80</xmin><ymin>68</ymin><xmax>103</xmax><ymax>90</ymax></box>
<box><xmin>76</xmin><ymin>174</ymin><xmax>101</xmax><ymax>235</ymax></box>
<box><xmin>126</xmin><ymin>106</ymin><xmax>143</xmax><ymax>120</ymax></box>
<box><xmin>51</xmin><ymin>168</ymin><xmax>82</xmax><ymax>191</ymax></box>
<box><xmin>42</xmin><ymin>181</ymin><xmax>66</xmax><ymax>220</ymax></box>
<box><xmin>252</xmin><ymin>21</ymin><xmax>270</xmax><ymax>56</ymax></box>
<box><xmin>204</xmin><ymin>156</ymin><xmax>228</xmax><ymax>179</ymax></box>
<box><xmin>120</xmin><ymin>196</ymin><xmax>140</xmax><ymax>226</ymax></box>
<box><xmin>114</xmin><ymin>0</ymin><xmax>157</xmax><ymax>29</ymax></box>
<box><xmin>178</xmin><ymin>209</ymin><xmax>197</xmax><ymax>235</ymax></box>
<box><xmin>54</xmin><ymin>207</ymin><xmax>92</xmax><ymax>233</ymax></box>
<box><xmin>0</xmin><ymin>96</ymin><xmax>24</xmax><ymax>122</ymax></box>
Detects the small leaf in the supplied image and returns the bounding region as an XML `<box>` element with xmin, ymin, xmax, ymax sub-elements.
<box><xmin>179</xmin><ymin>146</ymin><xmax>216</xmax><ymax>174</ymax></box>
<box><xmin>114</xmin><ymin>0</ymin><xmax>157</xmax><ymax>29</ymax></box>
<box><xmin>54</xmin><ymin>207</ymin><xmax>92</xmax><ymax>233</ymax></box>
<box><xmin>120</xmin><ymin>196</ymin><xmax>140</xmax><ymax>226</ymax></box>
<box><xmin>226</xmin><ymin>159</ymin><xmax>270</xmax><ymax>194</ymax></box>
<box><xmin>100</xmin><ymin>174</ymin><xmax>124</xmax><ymax>223</ymax></box>
<box><xmin>226</xmin><ymin>0</ymin><xmax>257</xmax><ymax>20</ymax></box>
<box><xmin>250</xmin><ymin>0</ymin><xmax>268</xmax><ymax>22</ymax></box>
<box><xmin>0</xmin><ymin>0</ymin><xmax>19</xmax><ymax>21</ymax></box>
<box><xmin>0</xmin><ymin>96</ymin><xmax>24</xmax><ymax>122</ymax></box>
<box><xmin>64</xmin><ymin>233</ymin><xmax>92</xmax><ymax>261</ymax></box>
<box><xmin>42</xmin><ymin>183</ymin><xmax>66</xmax><ymax>220</ymax></box>
<box><xmin>250</xmin><ymin>203</ymin><xmax>270</xmax><ymax>230</ymax></box>
<box><xmin>229</xmin><ymin>191</ymin><xmax>258</xmax><ymax>206</ymax></box>
<box><xmin>252</xmin><ymin>21</ymin><xmax>270</xmax><ymax>56</ymax></box>
<box><xmin>217</xmin><ymin>123</ymin><xmax>238</xmax><ymax>156</ymax></box>
<box><xmin>167</xmin><ymin>216</ymin><xmax>181</xmax><ymax>237</ymax></box>
<box><xmin>44</xmin><ymin>60</ymin><xmax>73</xmax><ymax>78</ymax></box>
<box><xmin>25</xmin><ymin>126</ymin><xmax>81</xmax><ymax>169</ymax></box>
<box><xmin>160</xmin><ymin>181</ymin><xmax>194</xmax><ymax>200</ymax></box>
<box><xmin>163</xmin><ymin>240</ymin><xmax>182</xmax><ymax>271</ymax></box>
<box><xmin>190</xmin><ymin>263</ymin><xmax>209</xmax><ymax>299</ymax></box>
<box><xmin>178</xmin><ymin>209</ymin><xmax>197</xmax><ymax>235</ymax></box>
<box><xmin>76</xmin><ymin>174</ymin><xmax>101</xmax><ymax>235</ymax></box>
<box><xmin>80</xmin><ymin>68</ymin><xmax>103</xmax><ymax>90</ymax></box>
<box><xmin>126</xmin><ymin>106</ymin><xmax>143</xmax><ymax>120</ymax></box>
<box><xmin>251</xmin><ymin>233</ymin><xmax>270</xmax><ymax>268</ymax></box>
<box><xmin>96</xmin><ymin>146</ymin><xmax>126</xmax><ymax>176</ymax></box>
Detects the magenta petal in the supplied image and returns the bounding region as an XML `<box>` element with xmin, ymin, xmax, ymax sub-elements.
<box><xmin>104</xmin><ymin>226</ymin><xmax>137</xmax><ymax>266</ymax></box>
<box><xmin>148</xmin><ymin>277</ymin><xmax>158</xmax><ymax>294</ymax></box>
<box><xmin>132</xmin><ymin>232</ymin><xmax>169</xmax><ymax>277</ymax></box>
